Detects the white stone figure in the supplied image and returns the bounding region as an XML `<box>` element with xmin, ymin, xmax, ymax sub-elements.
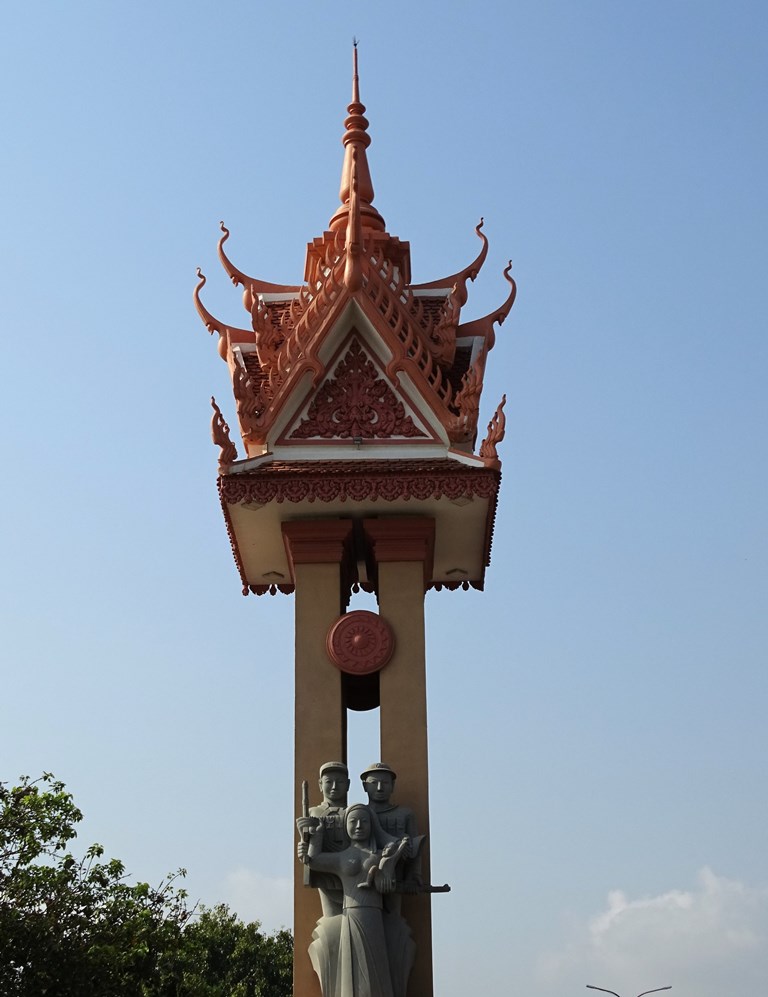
<box><xmin>297</xmin><ymin>803</ymin><xmax>416</xmax><ymax>997</ymax></box>
<box><xmin>360</xmin><ymin>762</ymin><xmax>422</xmax><ymax>909</ymax></box>
<box><xmin>297</xmin><ymin>761</ymin><xmax>351</xmax><ymax>917</ymax></box>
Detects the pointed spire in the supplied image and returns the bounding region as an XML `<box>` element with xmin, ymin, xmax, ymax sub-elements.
<box><xmin>329</xmin><ymin>42</ymin><xmax>386</xmax><ymax>234</ymax></box>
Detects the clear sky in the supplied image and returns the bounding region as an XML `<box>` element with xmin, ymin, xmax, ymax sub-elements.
<box><xmin>2</xmin><ymin>2</ymin><xmax>766</xmax><ymax>995</ymax></box>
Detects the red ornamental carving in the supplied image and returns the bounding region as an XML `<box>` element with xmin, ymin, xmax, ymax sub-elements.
<box><xmin>210</xmin><ymin>396</ymin><xmax>238</xmax><ymax>469</ymax></box>
<box><xmin>290</xmin><ymin>339</ymin><xmax>426</xmax><ymax>440</ymax></box>
<box><xmin>219</xmin><ymin>461</ymin><xmax>499</xmax><ymax>506</ymax></box>
<box><xmin>216</xmin><ymin>462</ymin><xmax>501</xmax><ymax>598</ymax></box>
<box><xmin>326</xmin><ymin>610</ymin><xmax>395</xmax><ymax>675</ymax></box>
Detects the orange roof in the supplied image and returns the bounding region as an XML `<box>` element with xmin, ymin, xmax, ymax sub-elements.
<box><xmin>196</xmin><ymin>46</ymin><xmax>515</xmax><ymax>463</ymax></box>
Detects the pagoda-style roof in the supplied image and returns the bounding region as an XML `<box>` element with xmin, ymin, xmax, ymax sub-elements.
<box><xmin>198</xmin><ymin>47</ymin><xmax>515</xmax><ymax>595</ymax></box>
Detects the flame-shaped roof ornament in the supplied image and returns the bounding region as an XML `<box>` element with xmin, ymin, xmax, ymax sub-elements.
<box><xmin>218</xmin><ymin>222</ymin><xmax>300</xmax><ymax>308</ymax></box>
<box><xmin>328</xmin><ymin>43</ymin><xmax>386</xmax><ymax>235</ymax></box>
<box><xmin>194</xmin><ymin>267</ymin><xmax>255</xmax><ymax>359</ymax></box>
<box><xmin>457</xmin><ymin>260</ymin><xmax>517</xmax><ymax>351</ymax></box>
<box><xmin>411</xmin><ymin>219</ymin><xmax>490</xmax><ymax>307</ymax></box>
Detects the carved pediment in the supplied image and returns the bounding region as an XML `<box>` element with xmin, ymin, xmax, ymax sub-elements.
<box><xmin>281</xmin><ymin>337</ymin><xmax>434</xmax><ymax>444</ymax></box>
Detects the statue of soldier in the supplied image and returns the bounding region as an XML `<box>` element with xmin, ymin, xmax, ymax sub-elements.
<box><xmin>360</xmin><ymin>762</ymin><xmax>422</xmax><ymax>911</ymax></box>
<box><xmin>297</xmin><ymin>760</ymin><xmax>350</xmax><ymax>917</ymax></box>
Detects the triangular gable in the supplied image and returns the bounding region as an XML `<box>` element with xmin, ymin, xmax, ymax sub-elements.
<box><xmin>275</xmin><ymin>331</ymin><xmax>443</xmax><ymax>447</ymax></box>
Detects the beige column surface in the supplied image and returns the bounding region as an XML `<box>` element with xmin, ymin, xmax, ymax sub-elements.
<box><xmin>377</xmin><ymin>559</ymin><xmax>433</xmax><ymax>997</ymax></box>
<box><xmin>367</xmin><ymin>517</ymin><xmax>435</xmax><ymax>997</ymax></box>
<box><xmin>286</xmin><ymin>520</ymin><xmax>352</xmax><ymax>997</ymax></box>
<box><xmin>286</xmin><ymin>517</ymin><xmax>434</xmax><ymax>997</ymax></box>
<box><xmin>293</xmin><ymin>560</ymin><xmax>345</xmax><ymax>997</ymax></box>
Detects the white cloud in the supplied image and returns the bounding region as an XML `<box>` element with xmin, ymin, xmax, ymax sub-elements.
<box><xmin>216</xmin><ymin>866</ymin><xmax>292</xmax><ymax>933</ymax></box>
<box><xmin>538</xmin><ymin>868</ymin><xmax>768</xmax><ymax>996</ymax></box>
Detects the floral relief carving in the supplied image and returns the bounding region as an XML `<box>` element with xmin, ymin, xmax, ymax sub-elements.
<box><xmin>220</xmin><ymin>464</ymin><xmax>499</xmax><ymax>506</ymax></box>
<box><xmin>289</xmin><ymin>339</ymin><xmax>426</xmax><ymax>440</ymax></box>
<box><xmin>326</xmin><ymin>610</ymin><xmax>395</xmax><ymax>675</ymax></box>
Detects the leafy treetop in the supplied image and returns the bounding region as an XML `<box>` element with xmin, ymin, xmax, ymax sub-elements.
<box><xmin>0</xmin><ymin>773</ymin><xmax>291</xmax><ymax>997</ymax></box>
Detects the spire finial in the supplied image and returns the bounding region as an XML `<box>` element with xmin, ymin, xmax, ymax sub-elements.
<box><xmin>352</xmin><ymin>37</ymin><xmax>360</xmax><ymax>104</ymax></box>
<box><xmin>328</xmin><ymin>41</ymin><xmax>386</xmax><ymax>234</ymax></box>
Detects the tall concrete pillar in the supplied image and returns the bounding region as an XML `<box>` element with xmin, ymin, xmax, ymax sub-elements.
<box><xmin>365</xmin><ymin>518</ymin><xmax>435</xmax><ymax>997</ymax></box>
<box><xmin>283</xmin><ymin>520</ymin><xmax>353</xmax><ymax>997</ymax></box>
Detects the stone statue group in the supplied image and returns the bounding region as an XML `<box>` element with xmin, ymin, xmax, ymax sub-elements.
<box><xmin>296</xmin><ymin>761</ymin><xmax>426</xmax><ymax>997</ymax></box>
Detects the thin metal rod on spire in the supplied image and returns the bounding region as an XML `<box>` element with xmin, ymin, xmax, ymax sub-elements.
<box><xmin>352</xmin><ymin>38</ymin><xmax>360</xmax><ymax>103</ymax></box>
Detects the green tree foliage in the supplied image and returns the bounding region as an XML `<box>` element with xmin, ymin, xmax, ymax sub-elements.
<box><xmin>0</xmin><ymin>774</ymin><xmax>292</xmax><ymax>997</ymax></box>
<box><xmin>173</xmin><ymin>906</ymin><xmax>293</xmax><ymax>997</ymax></box>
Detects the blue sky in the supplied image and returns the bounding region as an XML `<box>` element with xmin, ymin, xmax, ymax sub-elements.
<box><xmin>2</xmin><ymin>2</ymin><xmax>767</xmax><ymax>995</ymax></box>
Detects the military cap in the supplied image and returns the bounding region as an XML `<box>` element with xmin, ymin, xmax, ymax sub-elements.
<box><xmin>319</xmin><ymin>761</ymin><xmax>349</xmax><ymax>778</ymax></box>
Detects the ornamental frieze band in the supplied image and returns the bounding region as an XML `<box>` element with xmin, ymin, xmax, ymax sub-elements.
<box><xmin>218</xmin><ymin>463</ymin><xmax>500</xmax><ymax>506</ymax></box>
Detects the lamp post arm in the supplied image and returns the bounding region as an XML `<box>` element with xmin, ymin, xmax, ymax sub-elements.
<box><xmin>587</xmin><ymin>987</ymin><xmax>621</xmax><ymax>997</ymax></box>
<box><xmin>637</xmin><ymin>989</ymin><xmax>671</xmax><ymax>997</ymax></box>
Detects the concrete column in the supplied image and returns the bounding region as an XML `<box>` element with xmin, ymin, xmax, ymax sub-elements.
<box><xmin>283</xmin><ymin>520</ymin><xmax>353</xmax><ymax>997</ymax></box>
<box><xmin>364</xmin><ymin>518</ymin><xmax>435</xmax><ymax>997</ymax></box>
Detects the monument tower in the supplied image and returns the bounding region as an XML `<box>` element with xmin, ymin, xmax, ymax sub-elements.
<box><xmin>195</xmin><ymin>47</ymin><xmax>514</xmax><ymax>997</ymax></box>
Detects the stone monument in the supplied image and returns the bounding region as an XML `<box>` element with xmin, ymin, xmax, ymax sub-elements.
<box><xmin>196</xmin><ymin>44</ymin><xmax>515</xmax><ymax>997</ymax></box>
<box><xmin>298</xmin><ymin>802</ymin><xmax>415</xmax><ymax>997</ymax></box>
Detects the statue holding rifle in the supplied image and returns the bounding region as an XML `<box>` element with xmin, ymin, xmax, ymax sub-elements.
<box><xmin>296</xmin><ymin>761</ymin><xmax>350</xmax><ymax>917</ymax></box>
<box><xmin>296</xmin><ymin>760</ymin><xmax>450</xmax><ymax>997</ymax></box>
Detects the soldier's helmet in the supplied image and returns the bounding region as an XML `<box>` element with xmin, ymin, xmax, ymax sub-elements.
<box><xmin>360</xmin><ymin>762</ymin><xmax>397</xmax><ymax>783</ymax></box>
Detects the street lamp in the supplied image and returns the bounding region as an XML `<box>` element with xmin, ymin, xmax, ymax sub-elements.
<box><xmin>587</xmin><ymin>987</ymin><xmax>671</xmax><ymax>997</ymax></box>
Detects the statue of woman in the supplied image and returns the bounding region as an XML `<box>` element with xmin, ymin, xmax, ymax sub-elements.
<box><xmin>297</xmin><ymin>803</ymin><xmax>415</xmax><ymax>997</ymax></box>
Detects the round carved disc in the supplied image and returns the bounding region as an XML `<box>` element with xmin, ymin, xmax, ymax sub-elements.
<box><xmin>326</xmin><ymin>610</ymin><xmax>395</xmax><ymax>676</ymax></box>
